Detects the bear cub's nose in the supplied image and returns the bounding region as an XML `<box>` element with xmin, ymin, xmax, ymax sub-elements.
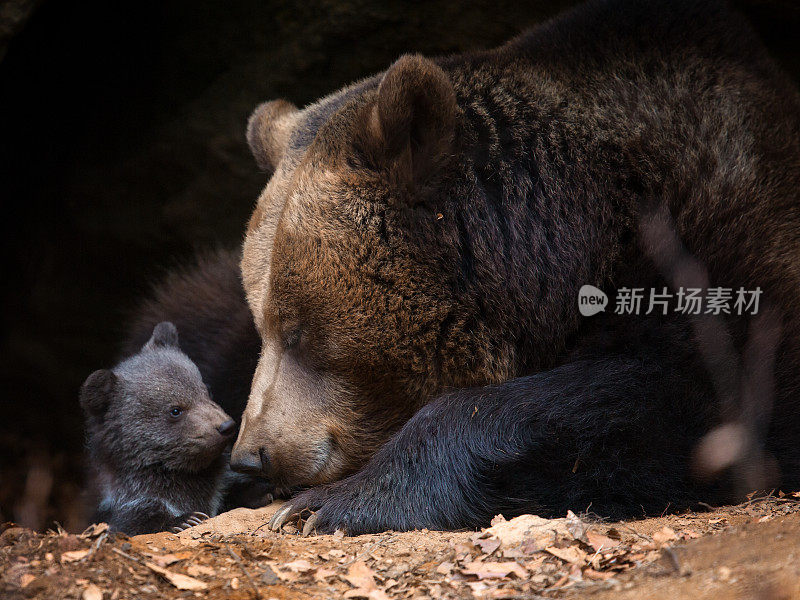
<box><xmin>218</xmin><ymin>419</ymin><xmax>237</xmax><ymax>437</ymax></box>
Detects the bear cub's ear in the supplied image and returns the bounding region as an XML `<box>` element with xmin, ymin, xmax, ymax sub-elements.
<box><xmin>80</xmin><ymin>369</ymin><xmax>117</xmax><ymax>416</ymax></box>
<box><xmin>143</xmin><ymin>321</ymin><xmax>180</xmax><ymax>352</ymax></box>
<box><xmin>247</xmin><ymin>99</ymin><xmax>299</xmax><ymax>175</ymax></box>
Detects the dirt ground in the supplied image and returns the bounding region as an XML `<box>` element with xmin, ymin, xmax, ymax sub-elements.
<box><xmin>2</xmin><ymin>494</ymin><xmax>799</xmax><ymax>600</ymax></box>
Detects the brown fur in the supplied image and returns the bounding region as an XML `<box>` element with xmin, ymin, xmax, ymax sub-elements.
<box><xmin>232</xmin><ymin>0</ymin><xmax>800</xmax><ymax>501</ymax></box>
<box><xmin>247</xmin><ymin>100</ymin><xmax>301</xmax><ymax>174</ymax></box>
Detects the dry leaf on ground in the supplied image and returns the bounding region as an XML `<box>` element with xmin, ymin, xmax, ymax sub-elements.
<box><xmin>283</xmin><ymin>559</ymin><xmax>315</xmax><ymax>573</ymax></box>
<box><xmin>61</xmin><ymin>550</ymin><xmax>90</xmax><ymax>562</ymax></box>
<box><xmin>143</xmin><ymin>551</ymin><xmax>191</xmax><ymax>568</ymax></box>
<box><xmin>82</xmin><ymin>583</ymin><xmax>103</xmax><ymax>600</ymax></box>
<box><xmin>544</xmin><ymin>545</ymin><xmax>587</xmax><ymax>565</ymax></box>
<box><xmin>565</xmin><ymin>510</ymin><xmax>588</xmax><ymax>541</ymax></box>
<box><xmin>435</xmin><ymin>561</ymin><xmax>455</xmax><ymax>575</ymax></box>
<box><xmin>144</xmin><ymin>561</ymin><xmax>208</xmax><ymax>591</ymax></box>
<box><xmin>314</xmin><ymin>567</ymin><xmax>337</xmax><ymax>581</ymax></box>
<box><xmin>461</xmin><ymin>560</ymin><xmax>528</xmax><ymax>579</ymax></box>
<box><xmin>80</xmin><ymin>524</ymin><xmax>109</xmax><ymax>539</ymax></box>
<box><xmin>583</xmin><ymin>568</ymin><xmax>615</xmax><ymax>581</ymax></box>
<box><xmin>343</xmin><ymin>561</ymin><xmax>377</xmax><ymax>589</ymax></box>
<box><xmin>586</xmin><ymin>530</ymin><xmax>620</xmax><ymax>552</ymax></box>
<box><xmin>185</xmin><ymin>564</ymin><xmax>215</xmax><ymax>577</ymax></box>
<box><xmin>479</xmin><ymin>514</ymin><xmax>571</xmax><ymax>549</ymax></box>
<box><xmin>653</xmin><ymin>527</ymin><xmax>677</xmax><ymax>544</ymax></box>
<box><xmin>473</xmin><ymin>536</ymin><xmax>501</xmax><ymax>554</ymax></box>
<box><xmin>343</xmin><ymin>589</ymin><xmax>390</xmax><ymax>600</ymax></box>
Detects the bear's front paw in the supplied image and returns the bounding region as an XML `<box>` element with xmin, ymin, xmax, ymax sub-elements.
<box><xmin>268</xmin><ymin>476</ymin><xmax>379</xmax><ymax>536</ymax></box>
<box><xmin>267</xmin><ymin>486</ymin><xmax>337</xmax><ymax>535</ymax></box>
<box><xmin>169</xmin><ymin>511</ymin><xmax>210</xmax><ymax>534</ymax></box>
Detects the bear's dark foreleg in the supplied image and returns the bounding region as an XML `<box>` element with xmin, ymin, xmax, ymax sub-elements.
<box><xmin>270</xmin><ymin>354</ymin><xmax>714</xmax><ymax>535</ymax></box>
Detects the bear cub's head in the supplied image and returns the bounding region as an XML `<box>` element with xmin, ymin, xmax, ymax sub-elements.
<box><xmin>80</xmin><ymin>322</ymin><xmax>237</xmax><ymax>473</ymax></box>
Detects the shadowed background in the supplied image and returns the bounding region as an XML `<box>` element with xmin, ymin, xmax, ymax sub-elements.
<box><xmin>0</xmin><ymin>0</ymin><xmax>797</xmax><ymax>531</ymax></box>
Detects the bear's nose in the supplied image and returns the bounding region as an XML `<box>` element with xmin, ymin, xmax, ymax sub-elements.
<box><xmin>218</xmin><ymin>420</ymin><xmax>237</xmax><ymax>438</ymax></box>
<box><xmin>230</xmin><ymin>449</ymin><xmax>267</xmax><ymax>475</ymax></box>
<box><xmin>230</xmin><ymin>448</ymin><xmax>272</xmax><ymax>476</ymax></box>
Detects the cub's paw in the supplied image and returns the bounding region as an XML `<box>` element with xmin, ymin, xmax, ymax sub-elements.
<box><xmin>169</xmin><ymin>511</ymin><xmax>210</xmax><ymax>534</ymax></box>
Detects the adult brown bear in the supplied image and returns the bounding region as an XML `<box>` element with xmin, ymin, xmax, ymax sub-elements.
<box><xmin>231</xmin><ymin>0</ymin><xmax>800</xmax><ymax>534</ymax></box>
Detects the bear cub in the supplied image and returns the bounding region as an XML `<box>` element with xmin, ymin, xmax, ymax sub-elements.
<box><xmin>81</xmin><ymin>321</ymin><xmax>240</xmax><ymax>535</ymax></box>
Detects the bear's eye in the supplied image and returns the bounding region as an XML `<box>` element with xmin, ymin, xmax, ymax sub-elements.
<box><xmin>283</xmin><ymin>328</ymin><xmax>303</xmax><ymax>351</ymax></box>
<box><xmin>169</xmin><ymin>406</ymin><xmax>183</xmax><ymax>418</ymax></box>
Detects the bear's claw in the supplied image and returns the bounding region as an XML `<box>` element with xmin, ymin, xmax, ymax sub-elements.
<box><xmin>301</xmin><ymin>512</ymin><xmax>319</xmax><ymax>537</ymax></box>
<box><xmin>268</xmin><ymin>502</ymin><xmax>303</xmax><ymax>532</ymax></box>
<box><xmin>267</xmin><ymin>486</ymin><xmax>347</xmax><ymax>535</ymax></box>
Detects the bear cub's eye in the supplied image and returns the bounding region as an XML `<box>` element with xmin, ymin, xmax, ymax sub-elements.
<box><xmin>169</xmin><ymin>406</ymin><xmax>183</xmax><ymax>418</ymax></box>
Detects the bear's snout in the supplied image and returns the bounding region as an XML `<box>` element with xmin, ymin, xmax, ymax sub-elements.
<box><xmin>230</xmin><ymin>447</ymin><xmax>269</xmax><ymax>476</ymax></box>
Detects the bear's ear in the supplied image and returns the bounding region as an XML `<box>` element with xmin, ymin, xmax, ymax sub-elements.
<box><xmin>143</xmin><ymin>321</ymin><xmax>180</xmax><ymax>352</ymax></box>
<box><xmin>366</xmin><ymin>54</ymin><xmax>456</xmax><ymax>186</ymax></box>
<box><xmin>80</xmin><ymin>369</ymin><xmax>117</xmax><ymax>416</ymax></box>
<box><xmin>247</xmin><ymin>99</ymin><xmax>300</xmax><ymax>174</ymax></box>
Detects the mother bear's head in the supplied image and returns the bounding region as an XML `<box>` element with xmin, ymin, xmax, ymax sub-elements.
<box><xmin>230</xmin><ymin>55</ymin><xmax>524</xmax><ymax>487</ymax></box>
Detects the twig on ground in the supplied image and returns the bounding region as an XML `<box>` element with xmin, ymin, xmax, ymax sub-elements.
<box><xmin>616</xmin><ymin>524</ymin><xmax>653</xmax><ymax>543</ymax></box>
<box><xmin>227</xmin><ymin>545</ymin><xmax>262</xmax><ymax>599</ymax></box>
<box><xmin>112</xmin><ymin>546</ymin><xmax>143</xmax><ymax>563</ymax></box>
<box><xmin>82</xmin><ymin>532</ymin><xmax>108</xmax><ymax>562</ymax></box>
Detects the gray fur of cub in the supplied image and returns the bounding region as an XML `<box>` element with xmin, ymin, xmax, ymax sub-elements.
<box><xmin>80</xmin><ymin>322</ymin><xmax>238</xmax><ymax>535</ymax></box>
